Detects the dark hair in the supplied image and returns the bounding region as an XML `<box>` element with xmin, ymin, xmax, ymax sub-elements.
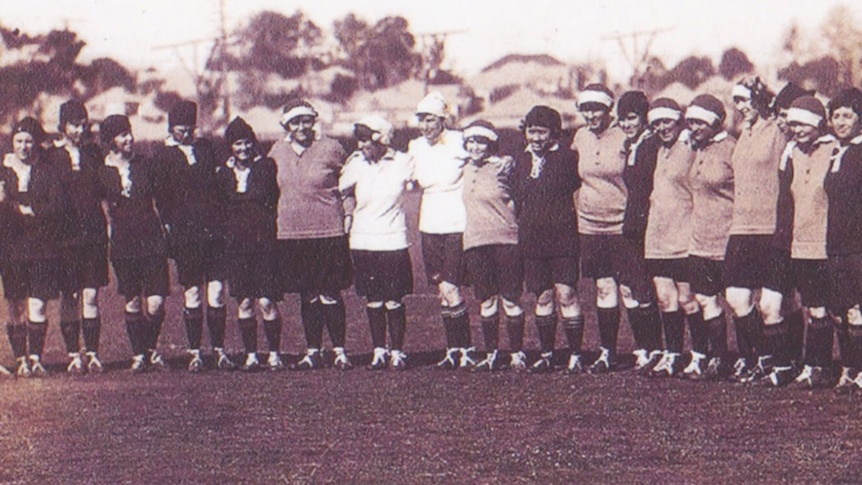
<box><xmin>828</xmin><ymin>87</ymin><xmax>862</xmax><ymax>117</ymax></box>
<box><xmin>463</xmin><ymin>135</ymin><xmax>499</xmax><ymax>155</ymax></box>
<box><xmin>735</xmin><ymin>76</ymin><xmax>775</xmax><ymax>118</ymax></box>
<box><xmin>520</xmin><ymin>105</ymin><xmax>562</xmax><ymax>138</ymax></box>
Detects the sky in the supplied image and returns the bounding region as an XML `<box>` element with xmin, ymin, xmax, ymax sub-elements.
<box><xmin>0</xmin><ymin>0</ymin><xmax>857</xmax><ymax>82</ymax></box>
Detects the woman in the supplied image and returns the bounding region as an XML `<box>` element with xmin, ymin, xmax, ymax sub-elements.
<box><xmin>216</xmin><ymin>117</ymin><xmax>283</xmax><ymax>372</ymax></box>
<box><xmin>0</xmin><ymin>117</ymin><xmax>61</xmax><ymax>377</ymax></box>
<box><xmin>682</xmin><ymin>94</ymin><xmax>736</xmax><ymax>381</ymax></box>
<box><xmin>773</xmin><ymin>96</ymin><xmax>836</xmax><ymax>389</ymax></box>
<box><xmin>460</xmin><ymin>120</ymin><xmax>524</xmax><ymax>371</ymax></box>
<box><xmin>723</xmin><ymin>77</ymin><xmax>789</xmax><ymax>383</ymax></box>
<box><xmin>48</xmin><ymin>100</ymin><xmax>108</xmax><ymax>374</ymax></box>
<box><xmin>641</xmin><ymin>98</ymin><xmax>700</xmax><ymax>378</ymax></box>
<box><xmin>273</xmin><ymin>99</ymin><xmax>353</xmax><ymax>371</ymax></box>
<box><xmin>824</xmin><ymin>87</ymin><xmax>862</xmax><ymax>392</ymax></box>
<box><xmin>339</xmin><ymin>116</ymin><xmax>413</xmax><ymax>371</ymax></box>
<box><xmin>512</xmin><ymin>106</ymin><xmax>583</xmax><ymax>373</ymax></box>
<box><xmin>618</xmin><ymin>91</ymin><xmax>665</xmax><ymax>372</ymax></box>
<box><xmin>156</xmin><ymin>100</ymin><xmax>232</xmax><ymax>372</ymax></box>
<box><xmin>408</xmin><ymin>92</ymin><xmax>474</xmax><ymax>369</ymax></box>
<box><xmin>97</xmin><ymin>114</ymin><xmax>170</xmax><ymax>372</ymax></box>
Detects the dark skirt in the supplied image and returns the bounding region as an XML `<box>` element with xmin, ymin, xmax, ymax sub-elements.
<box><xmin>275</xmin><ymin>236</ymin><xmax>353</xmax><ymax>294</ymax></box>
<box><xmin>352</xmin><ymin>249</ymin><xmax>413</xmax><ymax>302</ymax></box>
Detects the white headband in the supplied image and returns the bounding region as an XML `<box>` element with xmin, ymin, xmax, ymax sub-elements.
<box><xmin>786</xmin><ymin>107</ymin><xmax>823</xmax><ymax>127</ymax></box>
<box><xmin>732</xmin><ymin>84</ymin><xmax>752</xmax><ymax>100</ymax></box>
<box><xmin>648</xmin><ymin>107</ymin><xmax>681</xmax><ymax>124</ymax></box>
<box><xmin>281</xmin><ymin>106</ymin><xmax>317</xmax><ymax>125</ymax></box>
<box><xmin>685</xmin><ymin>105</ymin><xmax>721</xmax><ymax>125</ymax></box>
<box><xmin>578</xmin><ymin>90</ymin><xmax>614</xmax><ymax>108</ymax></box>
<box><xmin>464</xmin><ymin>126</ymin><xmax>498</xmax><ymax>142</ymax></box>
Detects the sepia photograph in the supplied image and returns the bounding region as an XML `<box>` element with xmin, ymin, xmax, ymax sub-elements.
<box><xmin>0</xmin><ymin>0</ymin><xmax>861</xmax><ymax>482</ymax></box>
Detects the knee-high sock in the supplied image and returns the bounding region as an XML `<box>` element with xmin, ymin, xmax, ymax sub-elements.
<box><xmin>321</xmin><ymin>298</ymin><xmax>346</xmax><ymax>348</ymax></box>
<box><xmin>440</xmin><ymin>306</ymin><xmax>457</xmax><ymax>349</ymax></box>
<box><xmin>836</xmin><ymin>320</ymin><xmax>850</xmax><ymax>367</ymax></box>
<box><xmin>450</xmin><ymin>302</ymin><xmax>471</xmax><ymax>348</ymax></box>
<box><xmin>239</xmin><ymin>317</ymin><xmax>258</xmax><ymax>353</ymax></box>
<box><xmin>786</xmin><ymin>308</ymin><xmax>805</xmax><ymax>363</ymax></box>
<box><xmin>27</xmin><ymin>321</ymin><xmax>48</xmax><ymax>357</ymax></box>
<box><xmin>847</xmin><ymin>324</ymin><xmax>862</xmax><ymax>369</ymax></box>
<box><xmin>82</xmin><ymin>317</ymin><xmax>101</xmax><ymax>353</ymax></box>
<box><xmin>207</xmin><ymin>306</ymin><xmax>227</xmax><ymax>349</ymax></box>
<box><xmin>687</xmin><ymin>311</ymin><xmax>708</xmax><ymax>355</ymax></box>
<box><xmin>535</xmin><ymin>313</ymin><xmax>557</xmax><ymax>354</ymax></box>
<box><xmin>705</xmin><ymin>313</ymin><xmax>727</xmax><ymax>358</ymax></box>
<box><xmin>386</xmin><ymin>305</ymin><xmax>407</xmax><ymax>351</ymax></box>
<box><xmin>562</xmin><ymin>315</ymin><xmax>584</xmax><ymax>354</ymax></box>
<box><xmin>505</xmin><ymin>314</ymin><xmax>525</xmax><ymax>353</ymax></box>
<box><xmin>662</xmin><ymin>311</ymin><xmax>685</xmax><ymax>353</ymax></box>
<box><xmin>597</xmin><ymin>307</ymin><xmax>620</xmax><ymax>353</ymax></box>
<box><xmin>300</xmin><ymin>298</ymin><xmax>324</xmax><ymax>350</ymax></box>
<box><xmin>184</xmin><ymin>306</ymin><xmax>203</xmax><ymax>350</ymax></box>
<box><xmin>6</xmin><ymin>323</ymin><xmax>27</xmax><ymax>358</ymax></box>
<box><xmin>366</xmin><ymin>306</ymin><xmax>387</xmax><ymax>349</ymax></box>
<box><xmin>733</xmin><ymin>311</ymin><xmax>761</xmax><ymax>362</ymax></box>
<box><xmin>806</xmin><ymin>317</ymin><xmax>833</xmax><ymax>369</ymax></box>
<box><xmin>764</xmin><ymin>320</ymin><xmax>792</xmax><ymax>366</ymax></box>
<box><xmin>125</xmin><ymin>311</ymin><xmax>146</xmax><ymax>356</ymax></box>
<box><xmin>628</xmin><ymin>306</ymin><xmax>662</xmax><ymax>352</ymax></box>
<box><xmin>480</xmin><ymin>313</ymin><xmax>499</xmax><ymax>352</ymax></box>
<box><xmin>145</xmin><ymin>310</ymin><xmax>164</xmax><ymax>352</ymax></box>
<box><xmin>263</xmin><ymin>317</ymin><xmax>282</xmax><ymax>352</ymax></box>
<box><xmin>60</xmin><ymin>320</ymin><xmax>81</xmax><ymax>353</ymax></box>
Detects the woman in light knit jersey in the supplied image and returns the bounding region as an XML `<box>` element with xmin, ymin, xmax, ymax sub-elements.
<box><xmin>408</xmin><ymin>92</ymin><xmax>474</xmax><ymax>369</ymax></box>
<box><xmin>460</xmin><ymin>120</ymin><xmax>525</xmax><ymax>371</ymax></box>
<box><xmin>824</xmin><ymin>88</ymin><xmax>862</xmax><ymax>392</ymax></box>
<box><xmin>773</xmin><ymin>96</ymin><xmax>838</xmax><ymax>389</ymax></box>
<box><xmin>512</xmin><ymin>106</ymin><xmax>583</xmax><ymax>373</ymax></box>
<box><xmin>572</xmin><ymin>84</ymin><xmax>659</xmax><ymax>374</ymax></box>
<box><xmin>723</xmin><ymin>77</ymin><xmax>790</xmax><ymax>384</ymax></box>
<box><xmin>682</xmin><ymin>94</ymin><xmax>736</xmax><ymax>381</ymax></box>
<box><xmin>339</xmin><ymin>116</ymin><xmax>414</xmax><ymax>371</ymax></box>
<box><xmin>641</xmin><ymin>98</ymin><xmax>700</xmax><ymax>378</ymax></box>
<box><xmin>273</xmin><ymin>99</ymin><xmax>354</xmax><ymax>371</ymax></box>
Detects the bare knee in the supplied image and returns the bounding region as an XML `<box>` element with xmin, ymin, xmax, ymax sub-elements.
<box><xmin>619</xmin><ymin>284</ymin><xmax>640</xmax><ymax>310</ymax></box>
<box><xmin>555</xmin><ymin>283</ymin><xmax>582</xmax><ymax>318</ymax></box>
<box><xmin>480</xmin><ymin>296</ymin><xmax>498</xmax><ymax>318</ymax></box>
<box><xmin>125</xmin><ymin>296</ymin><xmax>142</xmax><ymax>314</ymax></box>
<box><xmin>207</xmin><ymin>280</ymin><xmax>225</xmax><ymax>308</ymax></box>
<box><xmin>536</xmin><ymin>289</ymin><xmax>555</xmax><ymax>316</ymax></box>
<box><xmin>695</xmin><ymin>294</ymin><xmax>722</xmax><ymax>320</ymax></box>
<box><xmin>146</xmin><ymin>295</ymin><xmax>164</xmax><ymax>316</ymax></box>
<box><xmin>81</xmin><ymin>288</ymin><xmax>99</xmax><ymax>319</ymax></box>
<box><xmin>439</xmin><ymin>281</ymin><xmax>462</xmax><ymax>307</ymax></box>
<box><xmin>184</xmin><ymin>285</ymin><xmax>201</xmax><ymax>309</ymax></box>
<box><xmin>238</xmin><ymin>298</ymin><xmax>255</xmax><ymax>319</ymax></box>
<box><xmin>258</xmin><ymin>298</ymin><xmax>279</xmax><ymax>320</ymax></box>
<box><xmin>725</xmin><ymin>287</ymin><xmax>755</xmax><ymax>317</ymax></box>
<box><xmin>27</xmin><ymin>298</ymin><xmax>47</xmax><ymax>323</ymax></box>
<box><xmin>500</xmin><ymin>297</ymin><xmax>523</xmax><ymax>317</ymax></box>
<box><xmin>595</xmin><ymin>277</ymin><xmax>618</xmax><ymax>308</ymax></box>
<box><xmin>759</xmin><ymin>288</ymin><xmax>784</xmax><ymax>324</ymax></box>
<box><xmin>653</xmin><ymin>277</ymin><xmax>679</xmax><ymax>312</ymax></box>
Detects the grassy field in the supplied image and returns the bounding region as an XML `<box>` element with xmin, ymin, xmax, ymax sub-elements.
<box><xmin>1</xmin><ymin>189</ymin><xmax>861</xmax><ymax>484</ymax></box>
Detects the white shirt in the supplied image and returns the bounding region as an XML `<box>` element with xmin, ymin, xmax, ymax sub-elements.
<box><xmin>105</xmin><ymin>152</ymin><xmax>133</xmax><ymax>197</ymax></box>
<box><xmin>3</xmin><ymin>153</ymin><xmax>32</xmax><ymax>192</ymax></box>
<box><xmin>54</xmin><ymin>138</ymin><xmax>81</xmax><ymax>171</ymax></box>
<box><xmin>408</xmin><ymin>129</ymin><xmax>468</xmax><ymax>234</ymax></box>
<box><xmin>339</xmin><ymin>149</ymin><xmax>414</xmax><ymax>251</ymax></box>
<box><xmin>227</xmin><ymin>156</ymin><xmax>254</xmax><ymax>193</ymax></box>
<box><xmin>165</xmin><ymin>137</ymin><xmax>197</xmax><ymax>165</ymax></box>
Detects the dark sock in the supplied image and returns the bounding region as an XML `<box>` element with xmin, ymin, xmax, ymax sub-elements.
<box><xmin>629</xmin><ymin>306</ymin><xmax>662</xmax><ymax>351</ymax></box>
<box><xmin>239</xmin><ymin>317</ymin><xmax>258</xmax><ymax>353</ymax></box>
<box><xmin>146</xmin><ymin>310</ymin><xmax>164</xmax><ymax>352</ymax></box>
<box><xmin>321</xmin><ymin>297</ymin><xmax>347</xmax><ymax>348</ymax></box>
<box><xmin>60</xmin><ymin>320</ymin><xmax>81</xmax><ymax>353</ymax></box>
<box><xmin>125</xmin><ymin>311</ymin><xmax>146</xmax><ymax>356</ymax></box>
<box><xmin>732</xmin><ymin>311</ymin><xmax>758</xmax><ymax>362</ymax></box>
<box><xmin>207</xmin><ymin>306</ymin><xmax>227</xmax><ymax>349</ymax></box>
<box><xmin>6</xmin><ymin>323</ymin><xmax>27</xmax><ymax>358</ymax></box>
<box><xmin>561</xmin><ymin>315</ymin><xmax>584</xmax><ymax>354</ymax></box>
<box><xmin>626</xmin><ymin>307</ymin><xmax>646</xmax><ymax>350</ymax></box>
<box><xmin>847</xmin><ymin>323</ymin><xmax>862</xmax><ymax>369</ymax></box>
<box><xmin>597</xmin><ymin>307</ymin><xmax>620</xmax><ymax>353</ymax></box>
<box><xmin>441</xmin><ymin>307</ymin><xmax>457</xmax><ymax>349</ymax></box>
<box><xmin>807</xmin><ymin>317</ymin><xmax>833</xmax><ymax>369</ymax></box>
<box><xmin>764</xmin><ymin>320</ymin><xmax>792</xmax><ymax>366</ymax></box>
<box><xmin>184</xmin><ymin>306</ymin><xmax>203</xmax><ymax>350</ymax></box>
<box><xmin>366</xmin><ymin>306</ymin><xmax>387</xmax><ymax>349</ymax></box>
<box><xmin>263</xmin><ymin>317</ymin><xmax>282</xmax><ymax>352</ymax></box>
<box><xmin>787</xmin><ymin>309</ymin><xmax>805</xmax><ymax>362</ymax></box>
<box><xmin>386</xmin><ymin>305</ymin><xmax>407</xmax><ymax>351</ymax></box>
<box><xmin>687</xmin><ymin>311</ymin><xmax>708</xmax><ymax>354</ymax></box>
<box><xmin>300</xmin><ymin>298</ymin><xmax>324</xmax><ymax>349</ymax></box>
<box><xmin>836</xmin><ymin>320</ymin><xmax>850</xmax><ymax>368</ymax></box>
<box><xmin>535</xmin><ymin>313</ymin><xmax>557</xmax><ymax>354</ymax></box>
<box><xmin>506</xmin><ymin>314</ymin><xmax>525</xmax><ymax>353</ymax></box>
<box><xmin>27</xmin><ymin>321</ymin><xmax>48</xmax><ymax>357</ymax></box>
<box><xmin>662</xmin><ymin>311</ymin><xmax>685</xmax><ymax>353</ymax></box>
<box><xmin>705</xmin><ymin>313</ymin><xmax>727</xmax><ymax>358</ymax></box>
<box><xmin>82</xmin><ymin>317</ymin><xmax>101</xmax><ymax>353</ymax></box>
<box><xmin>480</xmin><ymin>313</ymin><xmax>499</xmax><ymax>352</ymax></box>
<box><xmin>450</xmin><ymin>302</ymin><xmax>471</xmax><ymax>348</ymax></box>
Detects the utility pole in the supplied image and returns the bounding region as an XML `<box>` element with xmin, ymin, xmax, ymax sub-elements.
<box><xmin>602</xmin><ymin>27</ymin><xmax>671</xmax><ymax>88</ymax></box>
<box><xmin>415</xmin><ymin>30</ymin><xmax>466</xmax><ymax>93</ymax></box>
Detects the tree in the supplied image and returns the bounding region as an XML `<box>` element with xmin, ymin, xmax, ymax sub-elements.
<box><xmin>661</xmin><ymin>56</ymin><xmax>716</xmax><ymax>89</ymax></box>
<box><xmin>821</xmin><ymin>5</ymin><xmax>862</xmax><ymax>86</ymax></box>
<box><xmin>718</xmin><ymin>47</ymin><xmax>754</xmax><ymax>81</ymax></box>
<box><xmin>225</xmin><ymin>10</ymin><xmax>324</xmax><ymax>78</ymax></box>
<box><xmin>333</xmin><ymin>14</ymin><xmax>421</xmax><ymax>90</ymax></box>
<box><xmin>778</xmin><ymin>56</ymin><xmax>841</xmax><ymax>96</ymax></box>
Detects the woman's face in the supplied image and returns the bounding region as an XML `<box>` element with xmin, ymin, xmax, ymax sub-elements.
<box><xmin>63</xmin><ymin>119</ymin><xmax>87</xmax><ymax>146</ymax></box>
<box><xmin>734</xmin><ymin>96</ymin><xmax>758</xmax><ymax>123</ymax></box>
<box><xmin>231</xmin><ymin>138</ymin><xmax>255</xmax><ymax>163</ymax></box>
<box><xmin>170</xmin><ymin>125</ymin><xmax>194</xmax><ymax>145</ymax></box>
<box><xmin>417</xmin><ymin>114</ymin><xmax>444</xmax><ymax>142</ymax></box>
<box><xmin>687</xmin><ymin>119</ymin><xmax>717</xmax><ymax>144</ymax></box>
<box><xmin>581</xmin><ymin>106</ymin><xmax>610</xmax><ymax>132</ymax></box>
<box><xmin>619</xmin><ymin>112</ymin><xmax>646</xmax><ymax>140</ymax></box>
<box><xmin>465</xmin><ymin>136</ymin><xmax>491</xmax><ymax>162</ymax></box>
<box><xmin>285</xmin><ymin>115</ymin><xmax>315</xmax><ymax>145</ymax></box>
<box><xmin>525</xmin><ymin>125</ymin><xmax>553</xmax><ymax>154</ymax></box>
<box><xmin>791</xmin><ymin>122</ymin><xmax>820</xmax><ymax>145</ymax></box>
<box><xmin>776</xmin><ymin>109</ymin><xmax>791</xmax><ymax>134</ymax></box>
<box><xmin>112</xmin><ymin>130</ymin><xmax>134</xmax><ymax>155</ymax></box>
<box><xmin>12</xmin><ymin>132</ymin><xmax>35</xmax><ymax>162</ymax></box>
<box><xmin>831</xmin><ymin>106</ymin><xmax>861</xmax><ymax>142</ymax></box>
<box><xmin>653</xmin><ymin>118</ymin><xmax>682</xmax><ymax>145</ymax></box>
<box><xmin>357</xmin><ymin>138</ymin><xmax>387</xmax><ymax>162</ymax></box>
